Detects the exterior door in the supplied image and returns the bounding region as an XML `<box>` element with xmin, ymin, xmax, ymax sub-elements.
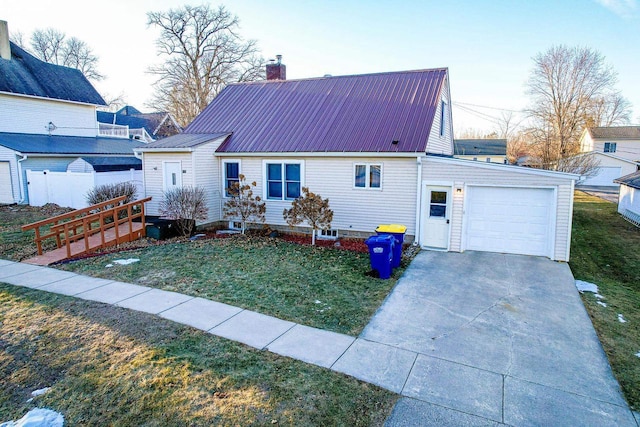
<box><xmin>422</xmin><ymin>186</ymin><xmax>451</xmax><ymax>249</ymax></box>
<box><xmin>163</xmin><ymin>161</ymin><xmax>182</xmax><ymax>191</ymax></box>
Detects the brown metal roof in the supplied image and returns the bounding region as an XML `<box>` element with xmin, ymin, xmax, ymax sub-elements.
<box><xmin>185</xmin><ymin>68</ymin><xmax>448</xmax><ymax>153</ymax></box>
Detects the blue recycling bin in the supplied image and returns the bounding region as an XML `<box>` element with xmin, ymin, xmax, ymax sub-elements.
<box><xmin>376</xmin><ymin>224</ymin><xmax>407</xmax><ymax>268</ymax></box>
<box><xmin>365</xmin><ymin>234</ymin><xmax>395</xmax><ymax>279</ymax></box>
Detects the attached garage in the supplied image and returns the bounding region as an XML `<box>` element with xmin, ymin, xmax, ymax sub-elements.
<box><xmin>0</xmin><ymin>161</ymin><xmax>13</xmax><ymax>203</ymax></box>
<box><xmin>464</xmin><ymin>186</ymin><xmax>554</xmax><ymax>257</ymax></box>
<box><xmin>580</xmin><ymin>166</ymin><xmax>622</xmax><ymax>186</ymax></box>
<box><xmin>420</xmin><ymin>156</ymin><xmax>577</xmax><ymax>261</ymax></box>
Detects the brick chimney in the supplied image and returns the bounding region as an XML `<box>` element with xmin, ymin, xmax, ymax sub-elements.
<box><xmin>266</xmin><ymin>54</ymin><xmax>286</xmax><ymax>80</ymax></box>
<box><xmin>0</xmin><ymin>20</ymin><xmax>10</xmax><ymax>60</ymax></box>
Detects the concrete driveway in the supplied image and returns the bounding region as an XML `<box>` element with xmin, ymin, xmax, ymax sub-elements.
<box><xmin>371</xmin><ymin>251</ymin><xmax>636</xmax><ymax>426</ymax></box>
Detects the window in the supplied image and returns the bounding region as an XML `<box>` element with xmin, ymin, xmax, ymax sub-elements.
<box><xmin>354</xmin><ymin>163</ymin><xmax>382</xmax><ymax>189</ymax></box>
<box><xmin>317</xmin><ymin>229</ymin><xmax>338</xmax><ymax>240</ymax></box>
<box><xmin>265</xmin><ymin>161</ymin><xmax>302</xmax><ymax>200</ymax></box>
<box><xmin>486</xmin><ymin>158</ymin><xmax>491</xmax><ymax>163</ymax></box>
<box><xmin>440</xmin><ymin>100</ymin><xmax>447</xmax><ymax>136</ymax></box>
<box><xmin>604</xmin><ymin>142</ymin><xmax>617</xmax><ymax>153</ymax></box>
<box><xmin>429</xmin><ymin>191</ymin><xmax>447</xmax><ymax>217</ymax></box>
<box><xmin>223</xmin><ymin>161</ymin><xmax>240</xmax><ymax>197</ymax></box>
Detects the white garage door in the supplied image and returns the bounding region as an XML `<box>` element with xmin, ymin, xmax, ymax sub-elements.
<box><xmin>580</xmin><ymin>167</ymin><xmax>622</xmax><ymax>187</ymax></box>
<box><xmin>464</xmin><ymin>186</ymin><xmax>554</xmax><ymax>257</ymax></box>
<box><xmin>0</xmin><ymin>161</ymin><xmax>13</xmax><ymax>204</ymax></box>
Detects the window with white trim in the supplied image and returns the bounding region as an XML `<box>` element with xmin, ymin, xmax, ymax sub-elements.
<box><xmin>354</xmin><ymin>163</ymin><xmax>382</xmax><ymax>189</ymax></box>
<box><xmin>604</xmin><ymin>142</ymin><xmax>617</xmax><ymax>153</ymax></box>
<box><xmin>223</xmin><ymin>161</ymin><xmax>240</xmax><ymax>197</ymax></box>
<box><xmin>317</xmin><ymin>229</ymin><xmax>338</xmax><ymax>240</ymax></box>
<box><xmin>265</xmin><ymin>161</ymin><xmax>303</xmax><ymax>200</ymax></box>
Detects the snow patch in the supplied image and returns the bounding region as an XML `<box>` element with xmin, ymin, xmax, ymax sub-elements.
<box><xmin>31</xmin><ymin>388</ymin><xmax>50</xmax><ymax>397</ymax></box>
<box><xmin>105</xmin><ymin>264</ymin><xmax>113</xmax><ymax>268</ymax></box>
<box><xmin>113</xmin><ymin>258</ymin><xmax>140</xmax><ymax>266</ymax></box>
<box><xmin>597</xmin><ymin>301</ymin><xmax>607</xmax><ymax>307</ymax></box>
<box><xmin>0</xmin><ymin>408</ymin><xmax>64</xmax><ymax>427</ymax></box>
<box><xmin>618</xmin><ymin>314</ymin><xmax>627</xmax><ymax>323</ymax></box>
<box><xmin>595</xmin><ymin>293</ymin><xmax>605</xmax><ymax>300</ymax></box>
<box><xmin>314</xmin><ymin>300</ymin><xmax>321</xmax><ymax>304</ymax></box>
<box><xmin>575</xmin><ymin>280</ymin><xmax>598</xmax><ymax>293</ymax></box>
<box><xmin>635</xmin><ymin>352</ymin><xmax>640</xmax><ymax>358</ymax></box>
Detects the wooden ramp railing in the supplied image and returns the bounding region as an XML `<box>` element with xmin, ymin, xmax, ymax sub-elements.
<box><xmin>21</xmin><ymin>196</ymin><xmax>152</xmax><ymax>265</ymax></box>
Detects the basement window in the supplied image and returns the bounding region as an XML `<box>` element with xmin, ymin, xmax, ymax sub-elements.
<box><xmin>317</xmin><ymin>229</ymin><xmax>338</xmax><ymax>240</ymax></box>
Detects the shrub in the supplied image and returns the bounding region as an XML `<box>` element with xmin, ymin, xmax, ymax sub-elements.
<box><xmin>159</xmin><ymin>186</ymin><xmax>208</xmax><ymax>236</ymax></box>
<box><xmin>86</xmin><ymin>182</ymin><xmax>138</xmax><ymax>206</ymax></box>
<box><xmin>283</xmin><ymin>187</ymin><xmax>333</xmax><ymax>245</ymax></box>
<box><xmin>223</xmin><ymin>175</ymin><xmax>266</xmax><ymax>234</ymax></box>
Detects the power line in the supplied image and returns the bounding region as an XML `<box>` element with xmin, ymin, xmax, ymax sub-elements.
<box><xmin>452</xmin><ymin>101</ymin><xmax>525</xmax><ymax>114</ymax></box>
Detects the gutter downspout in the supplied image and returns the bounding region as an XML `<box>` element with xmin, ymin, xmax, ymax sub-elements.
<box><xmin>414</xmin><ymin>156</ymin><xmax>423</xmax><ymax>245</ymax></box>
<box><xmin>133</xmin><ymin>150</ymin><xmax>146</xmax><ymax>199</ymax></box>
<box><xmin>17</xmin><ymin>153</ymin><xmax>27</xmax><ymax>203</ymax></box>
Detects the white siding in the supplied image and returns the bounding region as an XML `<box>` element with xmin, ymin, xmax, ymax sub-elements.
<box><xmin>592</xmin><ymin>140</ymin><xmax>640</xmax><ymax>161</ymax></box>
<box><xmin>67</xmin><ymin>158</ymin><xmax>94</xmax><ymax>172</ymax></box>
<box><xmin>142</xmin><ymin>152</ymin><xmax>194</xmax><ymax>217</ymax></box>
<box><xmin>422</xmin><ymin>158</ymin><xmax>575</xmax><ymax>261</ymax></box>
<box><xmin>456</xmin><ymin>155</ymin><xmax>508</xmax><ymax>164</ymax></box>
<box><xmin>0</xmin><ymin>93</ymin><xmax>98</xmax><ymax>137</ymax></box>
<box><xmin>229</xmin><ymin>156</ymin><xmax>419</xmax><ymax>236</ymax></box>
<box><xmin>618</xmin><ymin>185</ymin><xmax>640</xmax><ymax>217</ymax></box>
<box><xmin>426</xmin><ymin>75</ymin><xmax>454</xmax><ymax>156</ymax></box>
<box><xmin>193</xmin><ymin>139</ymin><xmax>227</xmax><ymax>224</ymax></box>
<box><xmin>0</xmin><ymin>145</ymin><xmax>19</xmax><ymax>203</ymax></box>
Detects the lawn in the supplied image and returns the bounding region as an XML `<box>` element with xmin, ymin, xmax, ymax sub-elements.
<box><xmin>54</xmin><ymin>236</ymin><xmax>407</xmax><ymax>336</ymax></box>
<box><xmin>570</xmin><ymin>191</ymin><xmax>640</xmax><ymax>410</ymax></box>
<box><xmin>0</xmin><ymin>284</ymin><xmax>397</xmax><ymax>425</ymax></box>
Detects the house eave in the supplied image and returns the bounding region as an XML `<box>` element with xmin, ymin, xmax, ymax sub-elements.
<box><xmin>425</xmin><ymin>155</ymin><xmax>580</xmax><ymax>179</ymax></box>
<box><xmin>0</xmin><ymin>90</ymin><xmax>105</xmax><ymax>107</ymax></box>
<box><xmin>214</xmin><ymin>151</ymin><xmax>427</xmax><ymax>158</ymax></box>
<box><xmin>134</xmin><ymin>147</ymin><xmax>194</xmax><ymax>153</ymax></box>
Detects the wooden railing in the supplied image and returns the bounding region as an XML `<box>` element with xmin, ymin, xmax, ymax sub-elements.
<box><xmin>21</xmin><ymin>196</ymin><xmax>152</xmax><ymax>258</ymax></box>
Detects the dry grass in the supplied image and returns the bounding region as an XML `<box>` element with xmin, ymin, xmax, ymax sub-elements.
<box><xmin>0</xmin><ymin>284</ymin><xmax>396</xmax><ymax>425</ymax></box>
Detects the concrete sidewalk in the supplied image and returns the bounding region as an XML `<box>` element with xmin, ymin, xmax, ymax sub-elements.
<box><xmin>1</xmin><ymin>256</ymin><xmax>638</xmax><ymax>426</ymax></box>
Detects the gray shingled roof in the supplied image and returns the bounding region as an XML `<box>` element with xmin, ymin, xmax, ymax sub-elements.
<box><xmin>615</xmin><ymin>171</ymin><xmax>640</xmax><ymax>190</ymax></box>
<box><xmin>454</xmin><ymin>139</ymin><xmax>507</xmax><ymax>156</ymax></box>
<box><xmin>0</xmin><ymin>42</ymin><xmax>106</xmax><ymax>105</ymax></box>
<box><xmin>80</xmin><ymin>156</ymin><xmax>142</xmax><ymax>171</ymax></box>
<box><xmin>589</xmin><ymin>126</ymin><xmax>640</xmax><ymax>139</ymax></box>
<box><xmin>0</xmin><ymin>132</ymin><xmax>144</xmax><ymax>155</ymax></box>
<box><xmin>137</xmin><ymin>133</ymin><xmax>231</xmax><ymax>150</ymax></box>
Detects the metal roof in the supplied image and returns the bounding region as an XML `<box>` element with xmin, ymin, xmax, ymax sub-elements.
<box><xmin>97</xmin><ymin>107</ymin><xmax>181</xmax><ymax>137</ymax></box>
<box><xmin>589</xmin><ymin>126</ymin><xmax>640</xmax><ymax>140</ymax></box>
<box><xmin>137</xmin><ymin>132</ymin><xmax>231</xmax><ymax>150</ymax></box>
<box><xmin>185</xmin><ymin>68</ymin><xmax>448</xmax><ymax>153</ymax></box>
<box><xmin>454</xmin><ymin>139</ymin><xmax>507</xmax><ymax>156</ymax></box>
<box><xmin>614</xmin><ymin>171</ymin><xmax>640</xmax><ymax>190</ymax></box>
<box><xmin>80</xmin><ymin>156</ymin><xmax>142</xmax><ymax>171</ymax></box>
<box><xmin>0</xmin><ymin>42</ymin><xmax>106</xmax><ymax>105</ymax></box>
<box><xmin>0</xmin><ymin>132</ymin><xmax>144</xmax><ymax>155</ymax></box>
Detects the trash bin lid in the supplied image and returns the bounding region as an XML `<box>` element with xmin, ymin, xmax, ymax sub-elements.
<box><xmin>376</xmin><ymin>224</ymin><xmax>407</xmax><ymax>233</ymax></box>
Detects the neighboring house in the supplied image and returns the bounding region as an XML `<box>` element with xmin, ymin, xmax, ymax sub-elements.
<box><xmin>576</xmin><ymin>152</ymin><xmax>639</xmax><ymax>187</ymax></box>
<box><xmin>580</xmin><ymin>126</ymin><xmax>640</xmax><ymax>162</ymax></box>
<box><xmin>136</xmin><ymin>63</ymin><xmax>577</xmax><ymax>261</ymax></box>
<box><xmin>97</xmin><ymin>106</ymin><xmax>182</xmax><ymax>143</ymax></box>
<box><xmin>0</xmin><ymin>21</ymin><xmax>142</xmax><ymax>205</ymax></box>
<box><xmin>454</xmin><ymin>138</ymin><xmax>507</xmax><ymax>164</ymax></box>
<box><xmin>615</xmin><ymin>171</ymin><xmax>640</xmax><ymax>226</ymax></box>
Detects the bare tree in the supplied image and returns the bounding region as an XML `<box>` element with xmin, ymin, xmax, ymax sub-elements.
<box><xmin>283</xmin><ymin>188</ymin><xmax>333</xmax><ymax>246</ymax></box>
<box><xmin>525</xmin><ymin>45</ymin><xmax>631</xmax><ymax>172</ymax></box>
<box><xmin>9</xmin><ymin>30</ymin><xmax>24</xmax><ymax>47</ymax></box>
<box><xmin>147</xmin><ymin>4</ymin><xmax>264</xmax><ymax>126</ymax></box>
<box><xmin>99</xmin><ymin>92</ymin><xmax>128</xmax><ymax>112</ymax></box>
<box><xmin>29</xmin><ymin>28</ymin><xmax>104</xmax><ymax>81</ymax></box>
<box><xmin>585</xmin><ymin>92</ymin><xmax>632</xmax><ymax>127</ymax></box>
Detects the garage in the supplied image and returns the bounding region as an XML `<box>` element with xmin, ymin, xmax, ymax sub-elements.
<box><xmin>580</xmin><ymin>166</ymin><xmax>622</xmax><ymax>186</ymax></box>
<box><xmin>421</xmin><ymin>156</ymin><xmax>577</xmax><ymax>261</ymax></box>
<box><xmin>464</xmin><ymin>186</ymin><xmax>555</xmax><ymax>257</ymax></box>
<box><xmin>0</xmin><ymin>161</ymin><xmax>13</xmax><ymax>204</ymax></box>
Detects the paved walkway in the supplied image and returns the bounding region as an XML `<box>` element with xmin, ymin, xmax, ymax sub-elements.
<box><xmin>1</xmin><ymin>254</ymin><xmax>638</xmax><ymax>426</ymax></box>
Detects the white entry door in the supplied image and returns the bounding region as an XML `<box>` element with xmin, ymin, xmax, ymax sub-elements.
<box><xmin>422</xmin><ymin>186</ymin><xmax>451</xmax><ymax>249</ymax></box>
<box><xmin>163</xmin><ymin>162</ymin><xmax>182</xmax><ymax>191</ymax></box>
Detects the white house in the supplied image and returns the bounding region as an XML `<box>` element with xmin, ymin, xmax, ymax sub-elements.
<box><xmin>136</xmin><ymin>63</ymin><xmax>577</xmax><ymax>261</ymax></box>
<box><xmin>580</xmin><ymin>126</ymin><xmax>640</xmax><ymax>162</ymax></box>
<box><xmin>615</xmin><ymin>171</ymin><xmax>640</xmax><ymax>226</ymax></box>
<box><xmin>0</xmin><ymin>20</ymin><xmax>143</xmax><ymax>205</ymax></box>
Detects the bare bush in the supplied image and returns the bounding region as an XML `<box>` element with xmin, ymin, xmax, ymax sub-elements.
<box><xmin>159</xmin><ymin>186</ymin><xmax>208</xmax><ymax>236</ymax></box>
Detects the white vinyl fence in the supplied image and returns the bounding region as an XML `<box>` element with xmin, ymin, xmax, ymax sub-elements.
<box><xmin>26</xmin><ymin>169</ymin><xmax>143</xmax><ymax>209</ymax></box>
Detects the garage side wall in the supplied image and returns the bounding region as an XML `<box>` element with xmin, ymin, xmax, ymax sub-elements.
<box><xmin>423</xmin><ymin>158</ymin><xmax>574</xmax><ymax>261</ymax></box>
<box><xmin>0</xmin><ymin>146</ymin><xmax>18</xmax><ymax>203</ymax></box>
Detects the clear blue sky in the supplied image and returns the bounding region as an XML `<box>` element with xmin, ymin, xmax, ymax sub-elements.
<box><xmin>3</xmin><ymin>0</ymin><xmax>639</xmax><ymax>134</ymax></box>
